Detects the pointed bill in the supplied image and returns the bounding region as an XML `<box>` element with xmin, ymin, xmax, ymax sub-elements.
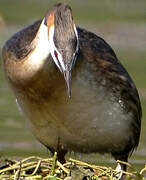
<box><xmin>63</xmin><ymin>70</ymin><xmax>72</xmax><ymax>98</ymax></box>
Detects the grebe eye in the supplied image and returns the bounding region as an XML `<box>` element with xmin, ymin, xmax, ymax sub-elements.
<box><xmin>54</xmin><ymin>50</ymin><xmax>58</xmax><ymax>59</ymax></box>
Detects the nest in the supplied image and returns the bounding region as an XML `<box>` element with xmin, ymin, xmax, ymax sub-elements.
<box><xmin>0</xmin><ymin>153</ymin><xmax>145</xmax><ymax>180</ymax></box>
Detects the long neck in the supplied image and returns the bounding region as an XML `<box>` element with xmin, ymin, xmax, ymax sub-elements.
<box><xmin>28</xmin><ymin>18</ymin><xmax>50</xmax><ymax>68</ymax></box>
<box><xmin>4</xmin><ymin>19</ymin><xmax>50</xmax><ymax>86</ymax></box>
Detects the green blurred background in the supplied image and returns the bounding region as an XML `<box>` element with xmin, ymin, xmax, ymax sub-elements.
<box><xmin>0</xmin><ymin>0</ymin><xmax>145</xmax><ymax>170</ymax></box>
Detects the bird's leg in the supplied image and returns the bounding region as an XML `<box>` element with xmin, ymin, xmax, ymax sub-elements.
<box><xmin>48</xmin><ymin>146</ymin><xmax>67</xmax><ymax>164</ymax></box>
<box><xmin>112</xmin><ymin>153</ymin><xmax>128</xmax><ymax>179</ymax></box>
<box><xmin>115</xmin><ymin>160</ymin><xmax>127</xmax><ymax>173</ymax></box>
<box><xmin>115</xmin><ymin>162</ymin><xmax>124</xmax><ymax>179</ymax></box>
<box><xmin>47</xmin><ymin>137</ymin><xmax>68</xmax><ymax>164</ymax></box>
<box><xmin>57</xmin><ymin>149</ymin><xmax>67</xmax><ymax>164</ymax></box>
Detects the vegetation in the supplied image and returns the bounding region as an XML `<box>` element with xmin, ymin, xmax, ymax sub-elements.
<box><xmin>0</xmin><ymin>155</ymin><xmax>146</xmax><ymax>180</ymax></box>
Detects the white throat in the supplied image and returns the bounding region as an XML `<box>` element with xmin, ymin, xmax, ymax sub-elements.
<box><xmin>28</xmin><ymin>18</ymin><xmax>50</xmax><ymax>67</ymax></box>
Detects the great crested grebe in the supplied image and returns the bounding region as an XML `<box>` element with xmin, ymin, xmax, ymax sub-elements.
<box><xmin>2</xmin><ymin>3</ymin><xmax>141</xmax><ymax>171</ymax></box>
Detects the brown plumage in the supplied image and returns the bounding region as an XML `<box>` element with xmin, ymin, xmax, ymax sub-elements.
<box><xmin>2</xmin><ymin>3</ymin><xmax>141</xmax><ymax>170</ymax></box>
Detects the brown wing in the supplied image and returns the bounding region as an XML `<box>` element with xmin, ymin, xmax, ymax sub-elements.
<box><xmin>77</xmin><ymin>27</ymin><xmax>142</xmax><ymax>148</ymax></box>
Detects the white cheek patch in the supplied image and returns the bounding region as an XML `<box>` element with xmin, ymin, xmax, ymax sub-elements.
<box><xmin>48</xmin><ymin>26</ymin><xmax>65</xmax><ymax>71</ymax></box>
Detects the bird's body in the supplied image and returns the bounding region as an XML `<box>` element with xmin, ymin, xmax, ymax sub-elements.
<box><xmin>2</xmin><ymin>3</ymin><xmax>141</xmax><ymax>168</ymax></box>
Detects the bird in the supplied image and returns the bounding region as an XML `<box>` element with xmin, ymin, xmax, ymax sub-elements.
<box><xmin>2</xmin><ymin>3</ymin><xmax>141</xmax><ymax>171</ymax></box>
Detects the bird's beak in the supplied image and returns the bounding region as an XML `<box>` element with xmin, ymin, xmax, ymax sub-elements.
<box><xmin>63</xmin><ymin>70</ymin><xmax>72</xmax><ymax>98</ymax></box>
